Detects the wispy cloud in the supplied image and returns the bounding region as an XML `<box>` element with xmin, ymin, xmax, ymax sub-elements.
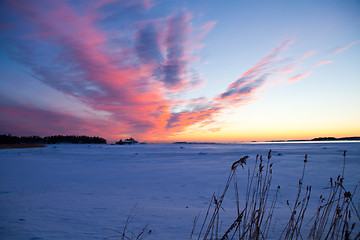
<box><xmin>287</xmin><ymin>60</ymin><xmax>333</xmax><ymax>82</ymax></box>
<box><xmin>331</xmin><ymin>40</ymin><xmax>360</xmax><ymax>55</ymax></box>
<box><xmin>285</xmin><ymin>39</ymin><xmax>359</xmax><ymax>84</ymax></box>
<box><xmin>288</xmin><ymin>70</ymin><xmax>313</xmax><ymax>82</ymax></box>
<box><xmin>298</xmin><ymin>50</ymin><xmax>316</xmax><ymax>61</ymax></box>
<box><xmin>166</xmin><ymin>39</ymin><xmax>297</xmax><ymax>132</ymax></box>
<box><xmin>313</xmin><ymin>60</ymin><xmax>333</xmax><ymax>69</ymax></box>
<box><xmin>162</xmin><ymin>13</ymin><xmax>192</xmax><ymax>89</ymax></box>
<box><xmin>218</xmin><ymin>39</ymin><xmax>293</xmax><ymax>102</ymax></box>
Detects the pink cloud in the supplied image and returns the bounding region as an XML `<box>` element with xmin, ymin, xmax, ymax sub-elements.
<box><xmin>332</xmin><ymin>40</ymin><xmax>360</xmax><ymax>55</ymax></box>
<box><xmin>164</xmin><ymin>40</ymin><xmax>301</xmax><ymax>133</ymax></box>
<box><xmin>313</xmin><ymin>60</ymin><xmax>333</xmax><ymax>68</ymax></box>
<box><xmin>166</xmin><ymin>107</ymin><xmax>220</xmax><ymax>134</ymax></box>
<box><xmin>278</xmin><ymin>63</ymin><xmax>299</xmax><ymax>74</ymax></box>
<box><xmin>194</xmin><ymin>21</ymin><xmax>217</xmax><ymax>42</ymax></box>
<box><xmin>218</xmin><ymin>39</ymin><xmax>294</xmax><ymax>102</ymax></box>
<box><xmin>288</xmin><ymin>70</ymin><xmax>313</xmax><ymax>82</ymax></box>
<box><xmin>208</xmin><ymin>127</ymin><xmax>221</xmax><ymax>132</ymax></box>
<box><xmin>286</xmin><ymin>60</ymin><xmax>332</xmax><ymax>83</ymax></box>
<box><xmin>142</xmin><ymin>0</ymin><xmax>155</xmax><ymax>11</ymax></box>
<box><xmin>298</xmin><ymin>50</ymin><xmax>316</xmax><ymax>61</ymax></box>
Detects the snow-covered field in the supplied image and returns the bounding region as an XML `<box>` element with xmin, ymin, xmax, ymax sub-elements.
<box><xmin>1</xmin><ymin>142</ymin><xmax>359</xmax><ymax>239</ymax></box>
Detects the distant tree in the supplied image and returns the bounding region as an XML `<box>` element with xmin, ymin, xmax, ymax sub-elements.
<box><xmin>0</xmin><ymin>134</ymin><xmax>20</xmax><ymax>144</ymax></box>
<box><xmin>0</xmin><ymin>134</ymin><xmax>107</xmax><ymax>144</ymax></box>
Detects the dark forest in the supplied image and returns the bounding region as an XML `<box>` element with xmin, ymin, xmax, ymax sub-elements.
<box><xmin>0</xmin><ymin>134</ymin><xmax>106</xmax><ymax>144</ymax></box>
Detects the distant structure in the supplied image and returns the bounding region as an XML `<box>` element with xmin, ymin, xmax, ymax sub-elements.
<box><xmin>116</xmin><ymin>137</ymin><xmax>138</xmax><ymax>145</ymax></box>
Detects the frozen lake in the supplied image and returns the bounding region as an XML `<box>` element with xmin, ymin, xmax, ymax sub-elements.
<box><xmin>1</xmin><ymin>142</ymin><xmax>359</xmax><ymax>239</ymax></box>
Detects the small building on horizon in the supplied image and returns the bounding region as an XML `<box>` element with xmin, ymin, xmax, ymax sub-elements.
<box><xmin>115</xmin><ymin>138</ymin><xmax>138</xmax><ymax>145</ymax></box>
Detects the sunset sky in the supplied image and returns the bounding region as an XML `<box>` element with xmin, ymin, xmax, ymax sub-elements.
<box><xmin>1</xmin><ymin>0</ymin><xmax>359</xmax><ymax>143</ymax></box>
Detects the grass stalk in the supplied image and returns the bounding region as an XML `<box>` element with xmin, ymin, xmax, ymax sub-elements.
<box><xmin>193</xmin><ymin>150</ymin><xmax>359</xmax><ymax>240</ymax></box>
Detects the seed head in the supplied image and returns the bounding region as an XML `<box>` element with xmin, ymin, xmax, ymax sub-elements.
<box><xmin>231</xmin><ymin>156</ymin><xmax>249</xmax><ymax>170</ymax></box>
<box><xmin>344</xmin><ymin>191</ymin><xmax>351</xmax><ymax>198</ymax></box>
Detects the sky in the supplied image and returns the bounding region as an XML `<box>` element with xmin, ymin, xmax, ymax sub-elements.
<box><xmin>0</xmin><ymin>0</ymin><xmax>359</xmax><ymax>143</ymax></box>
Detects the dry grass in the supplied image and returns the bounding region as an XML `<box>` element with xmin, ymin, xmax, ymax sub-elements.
<box><xmin>104</xmin><ymin>204</ymin><xmax>150</xmax><ymax>240</ymax></box>
<box><xmin>307</xmin><ymin>151</ymin><xmax>360</xmax><ymax>240</ymax></box>
<box><xmin>191</xmin><ymin>150</ymin><xmax>360</xmax><ymax>240</ymax></box>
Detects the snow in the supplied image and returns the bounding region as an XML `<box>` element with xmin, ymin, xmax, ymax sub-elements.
<box><xmin>1</xmin><ymin>142</ymin><xmax>359</xmax><ymax>239</ymax></box>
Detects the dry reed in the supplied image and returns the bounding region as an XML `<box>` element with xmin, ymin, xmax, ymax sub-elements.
<box><xmin>192</xmin><ymin>150</ymin><xmax>360</xmax><ymax>240</ymax></box>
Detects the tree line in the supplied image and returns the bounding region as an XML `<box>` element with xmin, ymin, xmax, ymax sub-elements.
<box><xmin>311</xmin><ymin>136</ymin><xmax>360</xmax><ymax>141</ymax></box>
<box><xmin>0</xmin><ymin>134</ymin><xmax>107</xmax><ymax>144</ymax></box>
